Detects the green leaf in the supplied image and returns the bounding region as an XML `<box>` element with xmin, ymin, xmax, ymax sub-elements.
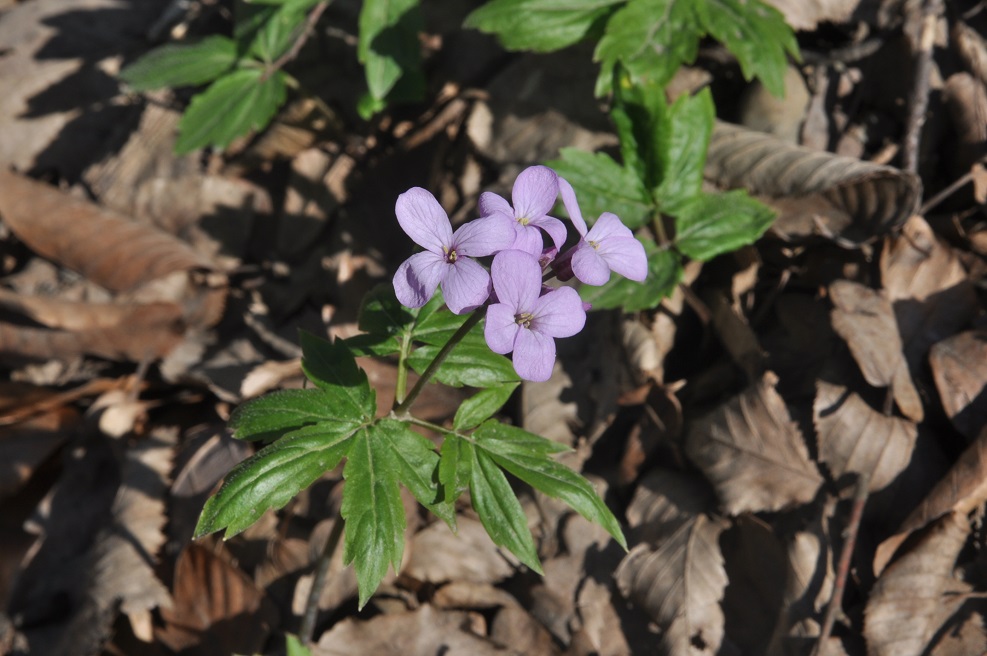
<box><xmin>408</xmin><ymin>333</ymin><xmax>520</xmax><ymax>387</ymax></box>
<box><xmin>195</xmin><ymin>421</ymin><xmax>360</xmax><ymax>538</ymax></box>
<box><xmin>697</xmin><ymin>0</ymin><xmax>799</xmax><ymax>97</ymax></box>
<box><xmin>595</xmin><ymin>0</ymin><xmax>701</xmax><ymax>92</ymax></box>
<box><xmin>674</xmin><ymin>190</ymin><xmax>776</xmax><ymax>261</ymax></box>
<box><xmin>358</xmin><ymin>0</ymin><xmax>425</xmax><ymax>104</ymax></box>
<box><xmin>358</xmin><ymin>284</ymin><xmax>417</xmax><ymax>338</ymax></box>
<box><xmin>341</xmin><ymin>426</ymin><xmax>407</xmax><ymax>608</ymax></box>
<box><xmin>175</xmin><ymin>68</ymin><xmax>287</xmax><ymax>153</ymax></box>
<box><xmin>465</xmin><ymin>0</ymin><xmax>622</xmax><ymax>52</ymax></box>
<box><xmin>652</xmin><ymin>88</ymin><xmax>715</xmax><ymax>212</ymax></box>
<box><xmin>285</xmin><ymin>634</ymin><xmax>312</xmax><ymax>656</ymax></box>
<box><xmin>299</xmin><ymin>331</ymin><xmax>377</xmax><ymax>421</ymax></box>
<box><xmin>546</xmin><ymin>148</ymin><xmax>653</xmax><ymax>229</ymax></box>
<box><xmin>371</xmin><ymin>419</ymin><xmax>454</xmax><ymax>527</ymax></box>
<box><xmin>609</xmin><ymin>69</ymin><xmax>666</xmax><ymax>191</ymax></box>
<box><xmin>120</xmin><ymin>36</ymin><xmax>238</xmax><ymax>91</ymax></box>
<box><xmin>412</xmin><ymin>302</ymin><xmax>477</xmax><ymax>346</ymax></box>
<box><xmin>248</xmin><ymin>2</ymin><xmax>308</xmax><ymax>63</ymax></box>
<box><xmin>454</xmin><ymin>382</ymin><xmax>519</xmax><ymax>430</ymax></box>
<box><xmin>229</xmin><ymin>389</ymin><xmax>363</xmax><ymax>441</ymax></box>
<box><xmin>466</xmin><ymin>440</ymin><xmax>542</xmax><ymax>572</ymax></box>
<box><xmin>474</xmin><ymin>421</ymin><xmax>626</xmax><ymax>548</ymax></box>
<box><xmin>438</xmin><ymin>434</ymin><xmax>471</xmax><ymax>505</ymax></box>
<box><xmin>580</xmin><ymin>238</ymin><xmax>682</xmax><ymax>311</ymax></box>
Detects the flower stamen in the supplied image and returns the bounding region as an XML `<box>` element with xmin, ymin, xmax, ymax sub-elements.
<box><xmin>515</xmin><ymin>311</ymin><xmax>534</xmax><ymax>328</ymax></box>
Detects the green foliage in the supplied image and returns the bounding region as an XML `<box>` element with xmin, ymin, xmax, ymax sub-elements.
<box><xmin>285</xmin><ymin>634</ymin><xmax>312</xmax><ymax>656</ymax></box>
<box><xmin>674</xmin><ymin>189</ymin><xmax>777</xmax><ymax>261</ymax></box>
<box><xmin>119</xmin><ymin>36</ymin><xmax>238</xmax><ymax>91</ymax></box>
<box><xmin>579</xmin><ymin>240</ymin><xmax>682</xmax><ymax>311</ymax></box>
<box><xmin>358</xmin><ymin>0</ymin><xmax>426</xmax><ymax>117</ymax></box>
<box><xmin>454</xmin><ymin>383</ymin><xmax>519</xmax><ymax>430</ymax></box>
<box><xmin>464</xmin><ymin>0</ymin><xmax>623</xmax><ymax>52</ymax></box>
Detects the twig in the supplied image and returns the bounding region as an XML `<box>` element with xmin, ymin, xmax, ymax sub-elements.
<box><xmin>920</xmin><ymin>163</ymin><xmax>983</xmax><ymax>214</ymax></box>
<box><xmin>902</xmin><ymin>0</ymin><xmax>944</xmax><ymax>173</ymax></box>
<box><xmin>298</xmin><ymin>510</ymin><xmax>345</xmax><ymax>645</ymax></box>
<box><xmin>812</xmin><ymin>473</ymin><xmax>870</xmax><ymax>656</ymax></box>
<box><xmin>262</xmin><ymin>1</ymin><xmax>331</xmax><ymax>82</ymax></box>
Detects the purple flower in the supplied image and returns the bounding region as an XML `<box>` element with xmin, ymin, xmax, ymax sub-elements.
<box><xmin>478</xmin><ymin>166</ymin><xmax>567</xmax><ymax>257</ymax></box>
<box><xmin>393</xmin><ymin>187</ymin><xmax>514</xmax><ymax>314</ymax></box>
<box><xmin>485</xmin><ymin>250</ymin><xmax>586</xmax><ymax>382</ymax></box>
<box><xmin>555</xmin><ymin>178</ymin><xmax>648</xmax><ymax>286</ymax></box>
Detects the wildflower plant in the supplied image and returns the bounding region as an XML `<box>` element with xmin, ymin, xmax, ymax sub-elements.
<box><xmin>195</xmin><ymin>166</ymin><xmax>649</xmax><ymax>608</ymax></box>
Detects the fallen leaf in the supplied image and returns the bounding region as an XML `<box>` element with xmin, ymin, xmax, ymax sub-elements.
<box><xmin>762</xmin><ymin>0</ymin><xmax>862</xmax><ymax>31</ymax></box>
<box><xmin>0</xmin><ymin>404</ymin><xmax>76</xmax><ymax>499</ymax></box>
<box><xmin>685</xmin><ymin>372</ymin><xmax>823</xmax><ymax>515</ymax></box>
<box><xmin>490</xmin><ymin>604</ymin><xmax>559</xmax><ymax>656</ymax></box>
<box><xmin>930</xmin><ymin>331</ymin><xmax>987</xmax><ymax>440</ymax></box>
<box><xmin>403</xmin><ymin>517</ymin><xmax>515</xmax><ymax>585</ymax></box>
<box><xmin>864</xmin><ymin>512</ymin><xmax>970</xmax><ymax>656</ymax></box>
<box><xmin>625</xmin><ymin>468</ymin><xmax>717</xmax><ymax>542</ymax></box>
<box><xmin>814</xmin><ymin>380</ymin><xmax>918</xmax><ymax>492</ymax></box>
<box><xmin>829</xmin><ymin>280</ymin><xmax>923</xmax><ymax>422</ymax></box>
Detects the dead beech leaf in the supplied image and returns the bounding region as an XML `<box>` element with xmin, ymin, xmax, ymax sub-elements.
<box><xmin>829</xmin><ymin>280</ymin><xmax>924</xmax><ymax>422</ymax></box>
<box><xmin>875</xmin><ymin>426</ymin><xmax>987</xmax><ymax>574</ymax></box>
<box><xmin>615</xmin><ymin>515</ymin><xmax>729</xmax><ymax>655</ymax></box>
<box><xmin>761</xmin><ymin>0</ymin><xmax>861</xmax><ymax>30</ymax></box>
<box><xmin>930</xmin><ymin>331</ymin><xmax>987</xmax><ymax>440</ymax></box>
<box><xmin>0</xmin><ymin>405</ymin><xmax>76</xmax><ymax>499</ymax></box>
<box><xmin>814</xmin><ymin>380</ymin><xmax>918</xmax><ymax>492</ymax></box>
<box><xmin>625</xmin><ymin>468</ymin><xmax>717</xmax><ymax>542</ymax></box>
<box><xmin>706</xmin><ymin>122</ymin><xmax>920</xmax><ymax>244</ymax></box>
<box><xmin>864</xmin><ymin>512</ymin><xmax>970</xmax><ymax>656</ymax></box>
<box><xmin>403</xmin><ymin>517</ymin><xmax>515</xmax><ymax>584</ymax></box>
<box><xmin>157</xmin><ymin>543</ymin><xmax>276</xmax><ymax>655</ymax></box>
<box><xmin>684</xmin><ymin>372</ymin><xmax>823</xmax><ymax>515</ymax></box>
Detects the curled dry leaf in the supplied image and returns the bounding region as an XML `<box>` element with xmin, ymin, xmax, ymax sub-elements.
<box><xmin>930</xmin><ymin>331</ymin><xmax>987</xmax><ymax>441</ymax></box>
<box><xmin>814</xmin><ymin>380</ymin><xmax>918</xmax><ymax>492</ymax></box>
<box><xmin>953</xmin><ymin>21</ymin><xmax>987</xmax><ymax>86</ymax></box>
<box><xmin>829</xmin><ymin>280</ymin><xmax>923</xmax><ymax>422</ymax></box>
<box><xmin>684</xmin><ymin>372</ymin><xmax>823</xmax><ymax>515</ymax></box>
<box><xmin>875</xmin><ymin>426</ymin><xmax>987</xmax><ymax>574</ymax></box>
<box><xmin>706</xmin><ymin>122</ymin><xmax>920</xmax><ymax>244</ymax></box>
<box><xmin>865</xmin><ymin>512</ymin><xmax>970</xmax><ymax>656</ymax></box>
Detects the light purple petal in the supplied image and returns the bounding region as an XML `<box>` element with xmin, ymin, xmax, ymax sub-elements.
<box><xmin>442</xmin><ymin>257</ymin><xmax>491</xmax><ymax>314</ymax></box>
<box><xmin>452</xmin><ymin>215</ymin><xmax>516</xmax><ymax>257</ymax></box>
<box><xmin>510</xmin><ymin>222</ymin><xmax>546</xmax><ymax>256</ymax></box>
<box><xmin>393</xmin><ymin>251</ymin><xmax>447</xmax><ymax>308</ymax></box>
<box><xmin>571</xmin><ymin>242</ymin><xmax>611</xmax><ymax>286</ymax></box>
<box><xmin>584</xmin><ymin>212</ymin><xmax>633</xmax><ymax>243</ymax></box>
<box><xmin>598</xmin><ymin>237</ymin><xmax>648</xmax><ymax>282</ymax></box>
<box><xmin>558</xmin><ymin>177</ymin><xmax>587</xmax><ymax>237</ymax></box>
<box><xmin>528</xmin><ymin>214</ymin><xmax>567</xmax><ymax>251</ymax></box>
<box><xmin>490</xmin><ymin>249</ymin><xmax>542</xmax><ymax>312</ymax></box>
<box><xmin>512</xmin><ymin>329</ymin><xmax>556</xmax><ymax>382</ymax></box>
<box><xmin>485</xmin><ymin>304</ymin><xmax>519</xmax><ymax>354</ymax></box>
<box><xmin>396</xmin><ymin>188</ymin><xmax>453</xmax><ymax>254</ymax></box>
<box><xmin>531</xmin><ymin>286</ymin><xmax>586</xmax><ymax>338</ymax></box>
<box><xmin>478</xmin><ymin>191</ymin><xmax>512</xmax><ymax>218</ymax></box>
<box><xmin>512</xmin><ymin>166</ymin><xmax>559</xmax><ymax>222</ymax></box>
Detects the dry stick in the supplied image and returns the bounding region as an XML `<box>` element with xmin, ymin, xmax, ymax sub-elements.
<box><xmin>812</xmin><ymin>473</ymin><xmax>870</xmax><ymax>656</ymax></box>
<box><xmin>902</xmin><ymin>0</ymin><xmax>944</xmax><ymax>173</ymax></box>
<box><xmin>263</xmin><ymin>1</ymin><xmax>331</xmax><ymax>82</ymax></box>
<box><xmin>920</xmin><ymin>163</ymin><xmax>984</xmax><ymax>214</ymax></box>
<box><xmin>299</xmin><ymin>510</ymin><xmax>346</xmax><ymax>645</ymax></box>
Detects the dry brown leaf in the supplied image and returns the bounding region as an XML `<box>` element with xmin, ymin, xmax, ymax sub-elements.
<box><xmin>930</xmin><ymin>331</ymin><xmax>987</xmax><ymax>440</ymax></box>
<box><xmin>314</xmin><ymin>604</ymin><xmax>517</xmax><ymax>655</ymax></box>
<box><xmin>684</xmin><ymin>372</ymin><xmax>823</xmax><ymax>515</ymax></box>
<box><xmin>943</xmin><ymin>73</ymin><xmax>987</xmax><ymax>175</ymax></box>
<box><xmin>706</xmin><ymin>122</ymin><xmax>920</xmax><ymax>244</ymax></box>
<box><xmin>865</xmin><ymin>512</ymin><xmax>971</xmax><ymax>656</ymax></box>
<box><xmin>0</xmin><ymin>404</ymin><xmax>76</xmax><ymax>499</ymax></box>
<box><xmin>625</xmin><ymin>468</ymin><xmax>717</xmax><ymax>542</ymax></box>
<box><xmin>403</xmin><ymin>517</ymin><xmax>515</xmax><ymax>584</ymax></box>
<box><xmin>762</xmin><ymin>0</ymin><xmax>861</xmax><ymax>30</ymax></box>
<box><xmin>157</xmin><ymin>543</ymin><xmax>277</xmax><ymax>655</ymax></box>
<box><xmin>875</xmin><ymin>426</ymin><xmax>987</xmax><ymax>574</ymax></box>
<box><xmin>814</xmin><ymin>380</ymin><xmax>918</xmax><ymax>491</ymax></box>
<box><xmin>490</xmin><ymin>604</ymin><xmax>560</xmax><ymax>656</ymax></box>
<box><xmin>829</xmin><ymin>280</ymin><xmax>924</xmax><ymax>422</ymax></box>
<box><xmin>615</xmin><ymin>515</ymin><xmax>729</xmax><ymax>655</ymax></box>
<box><xmin>954</xmin><ymin>21</ymin><xmax>987</xmax><ymax>86</ymax></box>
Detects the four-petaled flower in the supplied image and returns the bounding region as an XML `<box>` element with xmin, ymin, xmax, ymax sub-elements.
<box><xmin>484</xmin><ymin>250</ymin><xmax>586</xmax><ymax>382</ymax></box>
<box><xmin>392</xmin><ymin>188</ymin><xmax>514</xmax><ymax>314</ymax></box>
<box><xmin>555</xmin><ymin>178</ymin><xmax>648</xmax><ymax>285</ymax></box>
<box><xmin>478</xmin><ymin>166</ymin><xmax>568</xmax><ymax>257</ymax></box>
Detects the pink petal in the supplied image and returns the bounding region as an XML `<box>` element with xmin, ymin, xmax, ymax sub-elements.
<box><xmin>571</xmin><ymin>242</ymin><xmax>611</xmax><ymax>286</ymax></box>
<box><xmin>510</xmin><ymin>222</ymin><xmax>546</xmax><ymax>256</ymax></box>
<box><xmin>512</xmin><ymin>166</ymin><xmax>559</xmax><ymax>222</ymax></box>
<box><xmin>484</xmin><ymin>304</ymin><xmax>520</xmax><ymax>354</ymax></box>
<box><xmin>512</xmin><ymin>329</ymin><xmax>556</xmax><ymax>382</ymax></box>
<box><xmin>490</xmin><ymin>250</ymin><xmax>541</xmax><ymax>312</ymax></box>
<box><xmin>478</xmin><ymin>191</ymin><xmax>512</xmax><ymax>218</ymax></box>
<box><xmin>584</xmin><ymin>212</ymin><xmax>633</xmax><ymax>242</ymax></box>
<box><xmin>530</xmin><ymin>286</ymin><xmax>586</xmax><ymax>338</ymax></box>
<box><xmin>393</xmin><ymin>251</ymin><xmax>447</xmax><ymax>308</ymax></box>
<box><xmin>599</xmin><ymin>237</ymin><xmax>648</xmax><ymax>282</ymax></box>
<box><xmin>396</xmin><ymin>188</ymin><xmax>453</xmax><ymax>254</ymax></box>
<box><xmin>453</xmin><ymin>215</ymin><xmax>516</xmax><ymax>257</ymax></box>
<box><xmin>558</xmin><ymin>177</ymin><xmax>587</xmax><ymax>237</ymax></box>
<box><xmin>528</xmin><ymin>215</ymin><xmax>568</xmax><ymax>251</ymax></box>
<box><xmin>442</xmin><ymin>257</ymin><xmax>491</xmax><ymax>314</ymax></box>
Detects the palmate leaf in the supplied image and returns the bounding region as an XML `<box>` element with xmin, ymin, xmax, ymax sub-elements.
<box><xmin>120</xmin><ymin>36</ymin><xmax>238</xmax><ymax>91</ymax></box>
<box><xmin>464</xmin><ymin>0</ymin><xmax>623</xmax><ymax>53</ymax></box>
<box><xmin>175</xmin><ymin>67</ymin><xmax>287</xmax><ymax>153</ymax></box>
<box><xmin>373</xmin><ymin>419</ymin><xmax>455</xmax><ymax>527</ymax></box>
<box><xmin>229</xmin><ymin>388</ymin><xmax>365</xmax><ymax>441</ymax></box>
<box><xmin>439</xmin><ymin>434</ymin><xmax>471</xmax><ymax>505</ymax></box>
<box><xmin>674</xmin><ymin>190</ymin><xmax>775</xmax><ymax>261</ymax></box>
<box><xmin>454</xmin><ymin>382</ymin><xmax>519</xmax><ymax>430</ymax></box>
<box><xmin>580</xmin><ymin>238</ymin><xmax>682</xmax><ymax>311</ymax></box>
<box><xmin>358</xmin><ymin>0</ymin><xmax>425</xmax><ymax>108</ymax></box>
<box><xmin>195</xmin><ymin>421</ymin><xmax>361</xmax><ymax>539</ymax></box>
<box><xmin>547</xmin><ymin>148</ymin><xmax>653</xmax><ymax>229</ymax></box>
<box><xmin>473</xmin><ymin>421</ymin><xmax>627</xmax><ymax>548</ymax></box>
<box><xmin>247</xmin><ymin>1</ymin><xmax>309</xmax><ymax>63</ymax></box>
<box><xmin>299</xmin><ymin>331</ymin><xmax>377</xmax><ymax>421</ymax></box>
<box><xmin>408</xmin><ymin>332</ymin><xmax>519</xmax><ymax>388</ymax></box>
<box><xmin>652</xmin><ymin>89</ymin><xmax>714</xmax><ymax>212</ymax></box>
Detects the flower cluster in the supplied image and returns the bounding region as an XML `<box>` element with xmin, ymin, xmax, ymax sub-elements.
<box><xmin>392</xmin><ymin>166</ymin><xmax>647</xmax><ymax>381</ymax></box>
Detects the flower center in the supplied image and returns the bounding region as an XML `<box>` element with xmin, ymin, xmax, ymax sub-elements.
<box><xmin>587</xmin><ymin>239</ymin><xmax>600</xmax><ymax>250</ymax></box>
<box><xmin>443</xmin><ymin>247</ymin><xmax>458</xmax><ymax>263</ymax></box>
<box><xmin>515</xmin><ymin>312</ymin><xmax>534</xmax><ymax>328</ymax></box>
<box><xmin>517</xmin><ymin>216</ymin><xmax>530</xmax><ymax>226</ymax></box>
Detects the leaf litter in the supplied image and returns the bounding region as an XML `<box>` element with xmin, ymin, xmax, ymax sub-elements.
<box><xmin>3</xmin><ymin>0</ymin><xmax>987</xmax><ymax>654</ymax></box>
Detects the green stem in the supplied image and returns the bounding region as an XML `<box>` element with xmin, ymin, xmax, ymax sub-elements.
<box><xmin>395</xmin><ymin>329</ymin><xmax>413</xmax><ymax>404</ymax></box>
<box><xmin>393</xmin><ymin>309</ymin><xmax>484</xmax><ymax>417</ymax></box>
